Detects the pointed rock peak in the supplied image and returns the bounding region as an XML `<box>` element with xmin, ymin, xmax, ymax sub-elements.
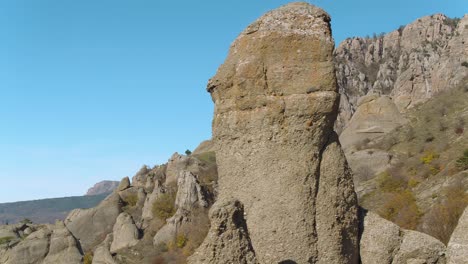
<box><xmin>117</xmin><ymin>177</ymin><xmax>131</xmax><ymax>191</ymax></box>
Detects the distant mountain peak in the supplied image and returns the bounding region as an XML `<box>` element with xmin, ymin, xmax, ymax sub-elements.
<box><xmin>85</xmin><ymin>180</ymin><xmax>119</xmax><ymax>196</ymax></box>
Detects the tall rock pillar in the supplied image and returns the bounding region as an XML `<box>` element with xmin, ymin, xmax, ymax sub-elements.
<box><xmin>190</xmin><ymin>3</ymin><xmax>359</xmax><ymax>263</ymax></box>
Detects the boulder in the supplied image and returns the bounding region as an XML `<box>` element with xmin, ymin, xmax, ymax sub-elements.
<box><xmin>360</xmin><ymin>211</ymin><xmax>446</xmax><ymax>264</ymax></box>
<box><xmin>447</xmin><ymin>207</ymin><xmax>468</xmax><ymax>264</ymax></box>
<box><xmin>65</xmin><ymin>192</ymin><xmax>122</xmax><ymax>252</ymax></box>
<box><xmin>3</xmin><ymin>227</ymin><xmax>51</xmax><ymax>264</ymax></box>
<box><xmin>110</xmin><ymin>213</ymin><xmax>140</xmax><ymax>253</ymax></box>
<box><xmin>192</xmin><ymin>3</ymin><xmax>359</xmax><ymax>263</ymax></box>
<box><xmin>92</xmin><ymin>235</ymin><xmax>116</xmax><ymax>264</ymax></box>
<box><xmin>42</xmin><ymin>222</ymin><xmax>83</xmax><ymax>264</ymax></box>
<box><xmin>188</xmin><ymin>200</ymin><xmax>257</xmax><ymax>264</ymax></box>
<box><xmin>117</xmin><ymin>177</ymin><xmax>131</xmax><ymax>191</ymax></box>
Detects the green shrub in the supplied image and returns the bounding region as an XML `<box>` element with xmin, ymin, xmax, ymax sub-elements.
<box><xmin>420</xmin><ymin>151</ymin><xmax>439</xmax><ymax>165</ymax></box>
<box><xmin>422</xmin><ymin>183</ymin><xmax>468</xmax><ymax>244</ymax></box>
<box><xmin>376</xmin><ymin>171</ymin><xmax>405</xmax><ymax>193</ymax></box>
<box><xmin>83</xmin><ymin>252</ymin><xmax>93</xmax><ymax>264</ymax></box>
<box><xmin>0</xmin><ymin>236</ymin><xmax>13</xmax><ymax>245</ymax></box>
<box><xmin>456</xmin><ymin>149</ymin><xmax>468</xmax><ymax>170</ymax></box>
<box><xmin>378</xmin><ymin>190</ymin><xmax>421</xmax><ymax>230</ymax></box>
<box><xmin>176</xmin><ymin>234</ymin><xmax>187</xmax><ymax>248</ymax></box>
<box><xmin>152</xmin><ymin>192</ymin><xmax>176</xmax><ymax>220</ymax></box>
<box><xmin>125</xmin><ymin>194</ymin><xmax>138</xmax><ymax>207</ymax></box>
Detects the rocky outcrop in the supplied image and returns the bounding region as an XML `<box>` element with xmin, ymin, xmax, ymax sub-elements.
<box><xmin>192</xmin><ymin>3</ymin><xmax>359</xmax><ymax>263</ymax></box>
<box><xmin>65</xmin><ymin>192</ymin><xmax>122</xmax><ymax>252</ymax></box>
<box><xmin>1</xmin><ymin>222</ymin><xmax>82</xmax><ymax>264</ymax></box>
<box><xmin>447</xmin><ymin>207</ymin><xmax>468</xmax><ymax>264</ymax></box>
<box><xmin>110</xmin><ymin>213</ymin><xmax>140</xmax><ymax>253</ymax></box>
<box><xmin>92</xmin><ymin>235</ymin><xmax>116</xmax><ymax>264</ymax></box>
<box><xmin>117</xmin><ymin>177</ymin><xmax>131</xmax><ymax>192</ymax></box>
<box><xmin>335</xmin><ymin>14</ymin><xmax>468</xmax><ymax>132</ymax></box>
<box><xmin>153</xmin><ymin>170</ymin><xmax>209</xmax><ymax>246</ymax></box>
<box><xmin>42</xmin><ymin>222</ymin><xmax>83</xmax><ymax>264</ymax></box>
<box><xmin>188</xmin><ymin>200</ymin><xmax>257</xmax><ymax>264</ymax></box>
<box><xmin>361</xmin><ymin>211</ymin><xmax>446</xmax><ymax>264</ymax></box>
<box><xmin>86</xmin><ymin>181</ymin><xmax>119</xmax><ymax>196</ymax></box>
<box><xmin>339</xmin><ymin>95</ymin><xmax>407</xmax><ymax>150</ymax></box>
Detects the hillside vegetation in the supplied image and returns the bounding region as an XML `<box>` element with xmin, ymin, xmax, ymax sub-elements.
<box><xmin>0</xmin><ymin>193</ymin><xmax>110</xmax><ymax>224</ymax></box>
<box><xmin>357</xmin><ymin>78</ymin><xmax>468</xmax><ymax>243</ymax></box>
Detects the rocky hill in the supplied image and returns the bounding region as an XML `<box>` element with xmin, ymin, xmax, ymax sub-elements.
<box><xmin>0</xmin><ymin>193</ymin><xmax>110</xmax><ymax>225</ymax></box>
<box><xmin>0</xmin><ymin>3</ymin><xmax>467</xmax><ymax>264</ymax></box>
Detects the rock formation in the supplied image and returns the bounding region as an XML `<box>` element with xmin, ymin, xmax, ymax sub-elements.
<box><xmin>447</xmin><ymin>207</ymin><xmax>468</xmax><ymax>264</ymax></box>
<box><xmin>65</xmin><ymin>192</ymin><xmax>122</xmax><ymax>252</ymax></box>
<box><xmin>0</xmin><ymin>222</ymin><xmax>83</xmax><ymax>264</ymax></box>
<box><xmin>335</xmin><ymin>14</ymin><xmax>468</xmax><ymax>133</ymax></box>
<box><xmin>360</xmin><ymin>211</ymin><xmax>446</xmax><ymax>264</ymax></box>
<box><xmin>190</xmin><ymin>3</ymin><xmax>359</xmax><ymax>263</ymax></box>
<box><xmin>86</xmin><ymin>181</ymin><xmax>119</xmax><ymax>196</ymax></box>
<box><xmin>188</xmin><ymin>200</ymin><xmax>258</xmax><ymax>264</ymax></box>
<box><xmin>110</xmin><ymin>212</ymin><xmax>140</xmax><ymax>253</ymax></box>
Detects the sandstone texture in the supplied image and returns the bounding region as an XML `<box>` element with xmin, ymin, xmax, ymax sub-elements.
<box><xmin>191</xmin><ymin>3</ymin><xmax>359</xmax><ymax>263</ymax></box>
<box><xmin>339</xmin><ymin>95</ymin><xmax>407</xmax><ymax>150</ymax></box>
<box><xmin>361</xmin><ymin>211</ymin><xmax>446</xmax><ymax>264</ymax></box>
<box><xmin>188</xmin><ymin>200</ymin><xmax>257</xmax><ymax>264</ymax></box>
<box><xmin>447</xmin><ymin>207</ymin><xmax>468</xmax><ymax>264</ymax></box>
<box><xmin>1</xmin><ymin>222</ymin><xmax>83</xmax><ymax>264</ymax></box>
<box><xmin>110</xmin><ymin>212</ymin><xmax>140</xmax><ymax>253</ymax></box>
<box><xmin>92</xmin><ymin>235</ymin><xmax>116</xmax><ymax>264</ymax></box>
<box><xmin>65</xmin><ymin>192</ymin><xmax>122</xmax><ymax>252</ymax></box>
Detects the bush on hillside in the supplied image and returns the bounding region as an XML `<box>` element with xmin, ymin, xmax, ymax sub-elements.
<box><xmin>83</xmin><ymin>252</ymin><xmax>93</xmax><ymax>264</ymax></box>
<box><xmin>152</xmin><ymin>192</ymin><xmax>176</xmax><ymax>220</ymax></box>
<box><xmin>421</xmin><ymin>183</ymin><xmax>468</xmax><ymax>244</ymax></box>
<box><xmin>378</xmin><ymin>190</ymin><xmax>421</xmax><ymax>230</ymax></box>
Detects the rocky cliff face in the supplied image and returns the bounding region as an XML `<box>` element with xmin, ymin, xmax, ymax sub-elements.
<box><xmin>335</xmin><ymin>14</ymin><xmax>468</xmax><ymax>133</ymax></box>
<box><xmin>190</xmin><ymin>3</ymin><xmax>359</xmax><ymax>263</ymax></box>
<box><xmin>86</xmin><ymin>181</ymin><xmax>119</xmax><ymax>196</ymax></box>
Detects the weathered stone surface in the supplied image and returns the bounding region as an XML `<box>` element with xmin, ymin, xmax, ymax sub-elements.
<box><xmin>193</xmin><ymin>3</ymin><xmax>359</xmax><ymax>263</ymax></box>
<box><xmin>153</xmin><ymin>170</ymin><xmax>208</xmax><ymax>246</ymax></box>
<box><xmin>117</xmin><ymin>177</ymin><xmax>131</xmax><ymax>191</ymax></box>
<box><xmin>393</xmin><ymin>230</ymin><xmax>446</xmax><ymax>264</ymax></box>
<box><xmin>42</xmin><ymin>222</ymin><xmax>83</xmax><ymax>264</ymax></box>
<box><xmin>447</xmin><ymin>207</ymin><xmax>468</xmax><ymax>264</ymax></box>
<box><xmin>92</xmin><ymin>235</ymin><xmax>116</xmax><ymax>264</ymax></box>
<box><xmin>152</xmin><ymin>213</ymin><xmax>185</xmax><ymax>247</ymax></box>
<box><xmin>361</xmin><ymin>211</ymin><xmax>446</xmax><ymax>264</ymax></box>
<box><xmin>175</xmin><ymin>171</ymin><xmax>208</xmax><ymax>211</ymax></box>
<box><xmin>110</xmin><ymin>212</ymin><xmax>140</xmax><ymax>253</ymax></box>
<box><xmin>188</xmin><ymin>200</ymin><xmax>257</xmax><ymax>264</ymax></box>
<box><xmin>3</xmin><ymin>227</ymin><xmax>51</xmax><ymax>264</ymax></box>
<box><xmin>340</xmin><ymin>95</ymin><xmax>407</xmax><ymax>150</ymax></box>
<box><xmin>141</xmin><ymin>179</ymin><xmax>164</xmax><ymax>224</ymax></box>
<box><xmin>65</xmin><ymin>192</ymin><xmax>122</xmax><ymax>252</ymax></box>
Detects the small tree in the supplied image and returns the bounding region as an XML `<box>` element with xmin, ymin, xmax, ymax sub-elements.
<box><xmin>185</xmin><ymin>149</ymin><xmax>192</xmax><ymax>156</ymax></box>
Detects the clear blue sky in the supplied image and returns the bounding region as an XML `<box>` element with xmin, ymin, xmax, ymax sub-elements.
<box><xmin>0</xmin><ymin>0</ymin><xmax>466</xmax><ymax>203</ymax></box>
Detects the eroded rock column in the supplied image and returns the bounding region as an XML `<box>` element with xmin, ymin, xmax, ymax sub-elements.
<box><xmin>190</xmin><ymin>3</ymin><xmax>359</xmax><ymax>263</ymax></box>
